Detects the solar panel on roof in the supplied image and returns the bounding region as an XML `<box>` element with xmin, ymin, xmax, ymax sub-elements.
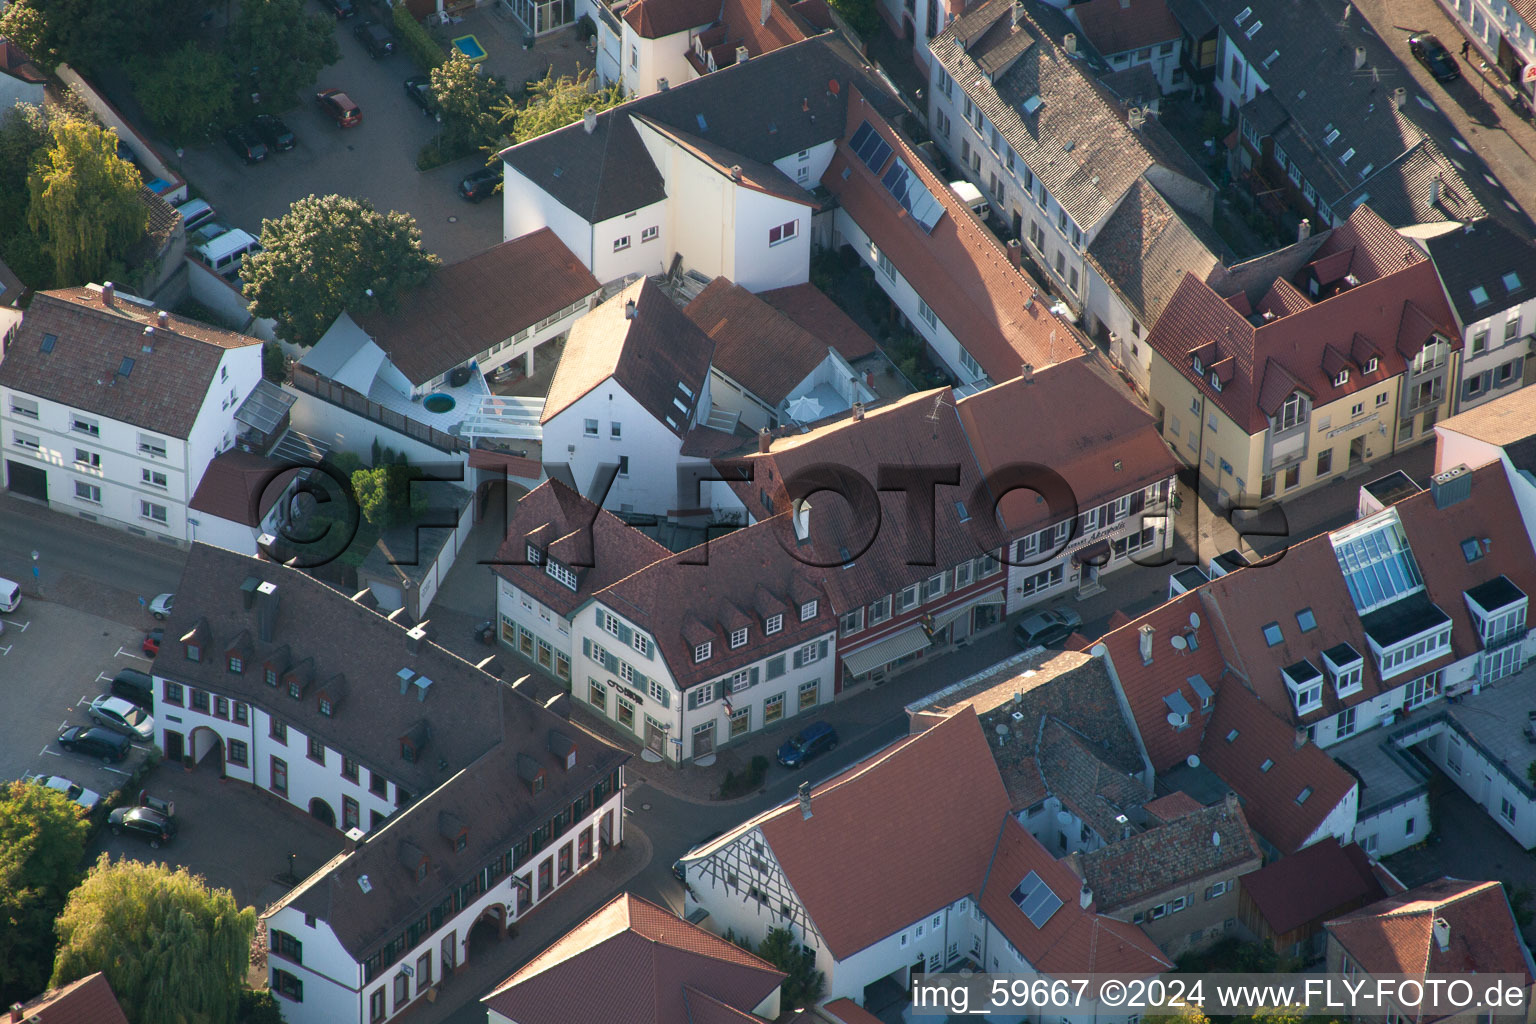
<box><xmin>1009</xmin><ymin>870</ymin><xmax>1063</xmax><ymax>929</ymax></box>
<box><xmin>849</xmin><ymin>121</ymin><xmax>892</xmax><ymax>174</ymax></box>
<box><xmin>880</xmin><ymin>157</ymin><xmax>943</xmax><ymax>233</ymax></box>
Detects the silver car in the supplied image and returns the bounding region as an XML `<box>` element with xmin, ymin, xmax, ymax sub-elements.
<box><xmin>31</xmin><ymin>774</ymin><xmax>102</xmax><ymax>812</ymax></box>
<box><xmin>87</xmin><ymin>695</ymin><xmax>155</xmax><ymax>741</ymax></box>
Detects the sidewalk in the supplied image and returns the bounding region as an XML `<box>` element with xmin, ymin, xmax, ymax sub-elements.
<box><xmin>400</xmin><ymin>822</ymin><xmax>653</xmax><ymax>1024</ymax></box>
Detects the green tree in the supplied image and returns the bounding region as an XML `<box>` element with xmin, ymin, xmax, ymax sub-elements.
<box><xmin>497</xmin><ymin>68</ymin><xmax>624</xmax><ymax>145</ymax></box>
<box><xmin>351</xmin><ymin>464</ymin><xmax>426</xmax><ymax>530</ymax></box>
<box><xmin>1144</xmin><ymin>1004</ymin><xmax>1212</xmax><ymax>1024</ymax></box>
<box><xmin>132</xmin><ymin>44</ymin><xmax>236</xmax><ymax>143</ymax></box>
<box><xmin>0</xmin><ymin>0</ymin><xmax>118</xmax><ymax>72</ymax></box>
<box><xmin>430</xmin><ymin>50</ymin><xmax>507</xmax><ymax>156</ymax></box>
<box><xmin>51</xmin><ymin>855</ymin><xmax>256</xmax><ymax>1024</ymax></box>
<box><xmin>825</xmin><ymin>0</ymin><xmax>877</xmax><ymax>35</ymax></box>
<box><xmin>226</xmin><ymin>0</ymin><xmax>340</xmax><ymax>113</ymax></box>
<box><xmin>0</xmin><ymin>102</ymin><xmax>48</xmax><ymax>236</ymax></box>
<box><xmin>242</xmin><ymin>194</ymin><xmax>438</xmax><ymax>347</ymax></box>
<box><xmin>27</xmin><ymin>115</ymin><xmax>147</xmax><ymax>285</ymax></box>
<box><xmin>0</xmin><ymin>780</ymin><xmax>92</xmax><ymax>1008</ymax></box>
<box><xmin>753</xmin><ymin>926</ymin><xmax>824</xmax><ymax>1010</ymax></box>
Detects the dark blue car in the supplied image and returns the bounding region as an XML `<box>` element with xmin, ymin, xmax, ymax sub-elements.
<box><xmin>776</xmin><ymin>721</ymin><xmax>838</xmax><ymax>768</ymax></box>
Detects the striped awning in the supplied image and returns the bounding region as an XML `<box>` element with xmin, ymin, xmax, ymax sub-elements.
<box><xmin>927</xmin><ymin>603</ymin><xmax>973</xmax><ymax>633</ymax></box>
<box><xmin>841</xmin><ymin>625</ymin><xmax>931</xmax><ymax>677</ymax></box>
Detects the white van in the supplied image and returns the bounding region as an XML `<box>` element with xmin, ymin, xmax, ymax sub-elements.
<box><xmin>0</xmin><ymin>577</ymin><xmax>19</xmax><ymax>613</ymax></box>
<box><xmin>949</xmin><ymin>179</ymin><xmax>990</xmax><ymax>221</ymax></box>
<box><xmin>196</xmin><ymin>229</ymin><xmax>261</xmax><ymax>280</ymax></box>
<box><xmin>175</xmin><ymin>198</ymin><xmax>217</xmax><ymax>233</ymax></box>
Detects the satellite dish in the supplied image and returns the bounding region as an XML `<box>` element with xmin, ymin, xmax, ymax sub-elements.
<box><xmin>1186</xmin><ymin>754</ymin><xmax>1201</xmax><ymax>768</ymax></box>
<box><xmin>1212</xmin><ymin>831</ymin><xmax>1221</xmax><ymax>847</ymax></box>
<box><xmin>1166</xmin><ymin>712</ymin><xmax>1184</xmax><ymax>726</ymax></box>
<box><xmin>1056</xmin><ymin>810</ymin><xmax>1074</xmax><ymax>826</ymax></box>
<box><xmin>1171</xmin><ymin>635</ymin><xmax>1188</xmax><ymax>650</ymax></box>
<box><xmin>1189</xmin><ymin>612</ymin><xmax>1201</xmax><ymax>629</ymax></box>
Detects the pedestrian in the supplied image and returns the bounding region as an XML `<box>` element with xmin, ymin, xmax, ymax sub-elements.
<box><xmin>1461</xmin><ymin>39</ymin><xmax>1470</xmax><ymax>58</ymax></box>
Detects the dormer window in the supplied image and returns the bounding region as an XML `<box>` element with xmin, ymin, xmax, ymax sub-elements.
<box><xmin>800</xmin><ymin>600</ymin><xmax>818</xmax><ymax>621</ymax></box>
<box><xmin>1364</xmin><ymin>357</ymin><xmax>1378</xmax><ymax>374</ymax></box>
<box><xmin>401</xmin><ymin>741</ymin><xmax>416</xmax><ymax>763</ymax></box>
<box><xmin>730</xmin><ymin>627</ymin><xmax>748</xmax><ymax>648</ymax></box>
<box><xmin>526</xmin><ymin>544</ymin><xmax>542</xmax><ymax>564</ymax></box>
<box><xmin>289</xmin><ymin>681</ymin><xmax>301</xmax><ymax>699</ymax></box>
<box><xmin>1333</xmin><ymin>370</ymin><xmax>1349</xmax><ymax>387</ymax></box>
<box><xmin>319</xmin><ymin>699</ymin><xmax>333</xmax><ymax>716</ymax></box>
<box><xmin>186</xmin><ymin>643</ymin><xmax>201</xmax><ymax>662</ymax></box>
<box><xmin>765</xmin><ymin>613</ymin><xmax>783</xmax><ymax>635</ymax></box>
<box><xmin>517</xmin><ymin>753</ymin><xmax>546</xmax><ymax>795</ymax></box>
<box><xmin>1211</xmin><ymin>372</ymin><xmax>1222</xmax><ymax>392</ymax></box>
<box><xmin>228</xmin><ymin>656</ymin><xmax>243</xmax><ymax>673</ymax></box>
<box><xmin>1192</xmin><ymin>355</ymin><xmax>1204</xmax><ymax>375</ymax></box>
<box><xmin>545</xmin><ymin>557</ymin><xmax>578</xmax><ymax>591</ymax></box>
<box><xmin>455</xmin><ymin>834</ymin><xmax>467</xmax><ymax>852</ymax></box>
<box><xmin>695</xmin><ymin>642</ymin><xmax>712</xmax><ymax>663</ymax></box>
<box><xmin>1283</xmin><ymin>659</ymin><xmax>1324</xmax><ymax>714</ymax></box>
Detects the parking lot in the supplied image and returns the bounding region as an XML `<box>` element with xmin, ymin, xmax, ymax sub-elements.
<box><xmin>1</xmin><ymin>599</ymin><xmax>157</xmax><ymax>801</ymax></box>
<box><xmin>90</xmin><ymin>761</ymin><xmax>345</xmax><ymax>910</ymax></box>
<box><xmin>174</xmin><ymin>1</ymin><xmax>586</xmax><ymax>265</ymax></box>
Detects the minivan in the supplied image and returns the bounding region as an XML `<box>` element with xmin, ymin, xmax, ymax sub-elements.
<box><xmin>57</xmin><ymin>725</ymin><xmax>131</xmax><ymax>763</ymax></box>
<box><xmin>776</xmin><ymin>721</ymin><xmax>838</xmax><ymax>768</ymax></box>
<box><xmin>174</xmin><ymin>198</ymin><xmax>217</xmax><ymax>233</ymax></box>
<box><xmin>0</xmin><ymin>577</ymin><xmax>18</xmax><ymax>613</ymax></box>
<box><xmin>196</xmin><ymin>229</ymin><xmax>261</xmax><ymax>280</ymax></box>
<box><xmin>110</xmin><ymin>668</ymin><xmax>154</xmax><ymax>711</ymax></box>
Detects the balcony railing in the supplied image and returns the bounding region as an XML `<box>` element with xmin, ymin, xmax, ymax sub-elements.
<box><xmin>291</xmin><ymin>366</ymin><xmax>465</xmax><ymax>454</ymax></box>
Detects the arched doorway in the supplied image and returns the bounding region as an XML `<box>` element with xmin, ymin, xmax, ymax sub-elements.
<box><xmin>465</xmin><ymin>905</ymin><xmax>505</xmax><ymax>961</ymax></box>
<box><xmin>309</xmin><ymin>798</ymin><xmax>336</xmax><ymax>828</ymax></box>
<box><xmin>188</xmin><ymin>727</ymin><xmax>224</xmax><ymax>773</ymax></box>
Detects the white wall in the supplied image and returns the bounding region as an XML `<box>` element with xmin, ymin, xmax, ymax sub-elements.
<box><xmin>1300</xmin><ymin>784</ymin><xmax>1360</xmax><ymax>851</ymax></box>
<box><xmin>590</xmin><ymin>198</ymin><xmax>671</xmax><ymax>285</ymax></box>
<box><xmin>1213</xmin><ymin>33</ymin><xmax>1270</xmax><ymax>118</ymax></box>
<box><xmin>1444</xmin><ymin>0</ymin><xmax>1536</xmax><ymax>98</ymax></box>
<box><xmin>285</xmin><ymin>389</ymin><xmax>463</xmax><ymax>466</ymax></box>
<box><xmin>1420</xmin><ymin>724</ymin><xmax>1536</xmax><ymax>848</ymax></box>
<box><xmin>730</xmin><ymin>186</ymin><xmax>812</xmax><ymax>291</ymax></box>
<box><xmin>542</xmin><ymin>382</ymin><xmax>683</xmax><ymax>515</ymax></box>
<box><xmin>501</xmin><ymin>170</ymin><xmax>597</xmax><ymax>270</ymax></box>
<box><xmin>772</xmin><ymin>141</ymin><xmax>836</xmax><ymax>192</ymax></box>
<box><xmin>622</xmin><ymin>24</ymin><xmax>697</xmax><ymax>98</ymax></box>
<box><xmin>674</xmin><ymin>629</ymin><xmax>837</xmax><ymax>759</ymax></box>
<box><xmin>1455</xmin><ymin>298</ymin><xmax>1534</xmax><ymax>411</ymax></box>
<box><xmin>1352</xmin><ymin>788</ymin><xmax>1431</xmax><ymax>857</ymax></box>
<box><xmin>0</xmin><ymin>76</ymin><xmax>44</xmax><ymax>114</ymax></box>
<box><xmin>263</xmin><ymin>909</ymin><xmax>359</xmax><ymax>1024</ymax></box>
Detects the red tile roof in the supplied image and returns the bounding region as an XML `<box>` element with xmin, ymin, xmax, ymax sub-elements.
<box><xmin>1068</xmin><ymin>0</ymin><xmax>1180</xmax><ymax>55</ymax></box>
<box><xmin>622</xmin><ymin>0</ymin><xmax>721</xmax><ymax>37</ymax></box>
<box><xmin>188</xmin><ymin>450</ymin><xmax>286</xmax><ymax>526</ymax></box>
<box><xmin>0</xmin><ymin>37</ymin><xmax>46</xmax><ymax>83</ymax></box>
<box><xmin>10</xmin><ymin>972</ymin><xmax>131</xmax><ymax>1024</ymax></box>
<box><xmin>743</xmin><ymin>709</ymin><xmax>1014</xmax><ymax>960</ymax></box>
<box><xmin>541</xmin><ymin>278</ymin><xmax>714</xmax><ymax>438</ymax></box>
<box><xmin>758</xmin><ymin>283</ymin><xmax>878</xmax><ymax>362</ymax></box>
<box><xmin>821</xmin><ymin>88</ymin><xmax>1088</xmax><ymax>383</ymax></box>
<box><xmin>482</xmin><ymin>893</ymin><xmax>784</xmax><ymax>1024</ymax></box>
<box><xmin>979</xmin><ymin>817</ymin><xmax>1171</xmax><ymax>975</ymax></box>
<box><xmin>492</xmin><ymin>480</ymin><xmax>672</xmax><ymax>619</ymax></box>
<box><xmin>1240</xmin><ymin>837</ymin><xmax>1384</xmax><ymax>936</ymax></box>
<box><xmin>1327</xmin><ymin>879</ymin><xmax>1533</xmax><ymax>990</ymax></box>
<box><xmin>353</xmin><ymin>229</ymin><xmax>598</xmax><ymax>387</ymax></box>
<box><xmin>822</xmin><ymin>999</ymin><xmax>885</xmax><ymax>1024</ymax></box>
<box><xmin>1142</xmin><ymin>790</ymin><xmax>1204</xmax><ymax>823</ymax></box>
<box><xmin>1200</xmin><ymin>463</ymin><xmax>1536</xmax><ymax>727</ymax></box>
<box><xmin>712</xmin><ymin>0</ymin><xmax>811</xmax><ymax>62</ymax></box>
<box><xmin>955</xmin><ymin>360</ymin><xmax>1176</xmax><ymax>534</ymax></box>
<box><xmin>685</xmin><ymin>278</ymin><xmax>838</xmax><ymax>405</ymax></box>
<box><xmin>1146</xmin><ymin>206</ymin><xmax>1458</xmax><ymax>435</ymax></box>
<box><xmin>1198</xmin><ymin>686</ymin><xmax>1356</xmax><ymax>854</ymax></box>
<box><xmin>1094</xmin><ymin>590</ymin><xmax>1228</xmax><ymax>772</ymax></box>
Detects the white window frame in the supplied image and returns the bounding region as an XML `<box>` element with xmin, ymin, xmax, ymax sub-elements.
<box><xmin>694</xmin><ymin>642</ymin><xmax>712</xmax><ymax>663</ymax></box>
<box><xmin>765</xmin><ymin>613</ymin><xmax>782</xmax><ymax>635</ymax></box>
<box><xmin>730</xmin><ymin>627</ymin><xmax>748</xmax><ymax>649</ymax></box>
<box><xmin>799</xmin><ymin>600</ymin><xmax>817</xmax><ymax>621</ymax></box>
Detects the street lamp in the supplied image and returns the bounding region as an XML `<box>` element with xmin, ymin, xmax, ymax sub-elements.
<box><xmin>30</xmin><ymin>549</ymin><xmax>40</xmax><ymax>595</ymax></box>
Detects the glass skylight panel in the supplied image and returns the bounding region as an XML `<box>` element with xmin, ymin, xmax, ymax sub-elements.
<box><xmin>1504</xmin><ymin>272</ymin><xmax>1522</xmax><ymax>292</ymax></box>
<box><xmin>1009</xmin><ymin>871</ymin><xmax>1063</xmax><ymax>928</ymax></box>
<box><xmin>849</xmin><ymin>121</ymin><xmax>892</xmax><ymax>174</ymax></box>
<box><xmin>1331</xmin><ymin>514</ymin><xmax>1423</xmax><ymax>612</ymax></box>
<box><xmin>1470</xmin><ymin>286</ymin><xmax>1490</xmax><ymax>305</ymax></box>
<box><xmin>880</xmin><ymin>158</ymin><xmax>943</xmax><ymax>233</ymax></box>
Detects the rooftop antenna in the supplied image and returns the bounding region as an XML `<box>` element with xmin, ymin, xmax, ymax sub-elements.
<box><xmin>926</xmin><ymin>392</ymin><xmax>945</xmax><ymax>439</ymax></box>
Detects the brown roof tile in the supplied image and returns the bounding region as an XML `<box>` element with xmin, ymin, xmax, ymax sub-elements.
<box><xmin>821</xmin><ymin>88</ymin><xmax>1088</xmax><ymax>382</ymax></box>
<box><xmin>1146</xmin><ymin>206</ymin><xmax>1458</xmax><ymax>435</ymax></box>
<box><xmin>1197</xmin><ymin>686</ymin><xmax>1356</xmax><ymax>854</ymax></box>
<box><xmin>1142</xmin><ymin>790</ymin><xmax>1204</xmax><ymax>823</ymax></box>
<box><xmin>1069</xmin><ymin>0</ymin><xmax>1181</xmax><ymax>54</ymax></box>
<box><xmin>1438</xmin><ymin>381</ymin><xmax>1536</xmax><ymax>448</ymax></box>
<box><xmin>822</xmin><ymin>1000</ymin><xmax>886</xmax><ymax>1024</ymax></box>
<box><xmin>1240</xmin><ymin>837</ymin><xmax>1384</xmax><ymax>936</ymax></box>
<box><xmin>541</xmin><ymin>279</ymin><xmax>714</xmax><ymax>438</ymax></box>
<box><xmin>1076</xmin><ymin>795</ymin><xmax>1262</xmax><ymax>912</ymax></box>
<box><xmin>482</xmin><ymin>893</ymin><xmax>784</xmax><ymax>1023</ymax></box>
<box><xmin>1084</xmin><ymin>178</ymin><xmax>1226</xmax><ymax>328</ymax></box>
<box><xmin>1326</xmin><ymin>879</ymin><xmax>1533</xmax><ymax>987</ymax></box>
<box><xmin>353</xmin><ymin>230</ymin><xmax>598</xmax><ymax>387</ymax></box>
<box><xmin>0</xmin><ymin>37</ymin><xmax>46</xmax><ymax>82</ymax></box>
<box><xmin>11</xmin><ymin>973</ymin><xmax>131</xmax><ymax>1024</ymax></box>
<box><xmin>684</xmin><ymin>278</ymin><xmax>836</xmax><ymax>406</ymax></box>
<box><xmin>757</xmin><ymin>283</ymin><xmax>878</xmax><ymax>362</ymax></box>
<box><xmin>0</xmin><ymin>287</ymin><xmax>260</xmax><ymax>438</ymax></box>
<box><xmin>623</xmin><ymin>0</ymin><xmax>722</xmax><ymax>37</ymax></box>
<box><xmin>187</xmin><ymin>449</ymin><xmax>287</xmax><ymax>526</ymax></box>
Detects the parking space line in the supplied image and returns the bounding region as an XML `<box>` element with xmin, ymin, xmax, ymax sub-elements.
<box><xmin>39</xmin><ymin>747</ymin><xmax>59</xmax><ymax>757</ymax></box>
<box><xmin>116</xmin><ymin>647</ymin><xmax>148</xmax><ymax>661</ymax></box>
<box><xmin>0</xmin><ymin>644</ymin><xmax>10</xmax><ymax>656</ymax></box>
<box><xmin>102</xmin><ymin>766</ymin><xmax>130</xmax><ymax>776</ymax></box>
<box><xmin>12</xmin><ymin>620</ymin><xmax>28</xmax><ymax>631</ymax></box>
<box><xmin>96</xmin><ymin>672</ymin><xmax>112</xmax><ymax>684</ymax></box>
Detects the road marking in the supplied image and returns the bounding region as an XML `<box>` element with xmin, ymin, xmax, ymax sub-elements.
<box><xmin>0</xmin><ymin>644</ymin><xmax>10</xmax><ymax>656</ymax></box>
<box><xmin>1451</xmin><ymin>137</ymin><xmax>1471</xmax><ymax>152</ymax></box>
<box><xmin>116</xmin><ymin>647</ymin><xmax>147</xmax><ymax>660</ymax></box>
<box><xmin>12</xmin><ymin>620</ymin><xmax>28</xmax><ymax>631</ymax></box>
<box><xmin>39</xmin><ymin>747</ymin><xmax>59</xmax><ymax>758</ymax></box>
<box><xmin>96</xmin><ymin>672</ymin><xmax>112</xmax><ymax>684</ymax></box>
<box><xmin>1416</xmin><ymin>94</ymin><xmax>1437</xmax><ymax>110</ymax></box>
<box><xmin>102</xmin><ymin>766</ymin><xmax>130</xmax><ymax>776</ymax></box>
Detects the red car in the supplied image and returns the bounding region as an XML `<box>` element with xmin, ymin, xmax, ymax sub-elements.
<box><xmin>316</xmin><ymin>89</ymin><xmax>362</xmax><ymax>127</ymax></box>
<box><xmin>142</xmin><ymin>629</ymin><xmax>163</xmax><ymax>656</ymax></box>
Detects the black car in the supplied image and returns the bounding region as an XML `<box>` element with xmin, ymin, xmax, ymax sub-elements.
<box><xmin>108</xmin><ymin>806</ymin><xmax>178</xmax><ymax>848</ymax></box>
<box><xmin>252</xmin><ymin>113</ymin><xmax>295</xmax><ymax>152</ymax></box>
<box><xmin>57</xmin><ymin>725</ymin><xmax>130</xmax><ymax>763</ymax></box>
<box><xmin>776</xmin><ymin>721</ymin><xmax>838</xmax><ymax>768</ymax></box>
<box><xmin>110</xmin><ymin>667</ymin><xmax>155</xmax><ymax>711</ymax></box>
<box><xmin>224</xmin><ymin>124</ymin><xmax>268</xmax><ymax>164</ymax></box>
<box><xmin>404</xmin><ymin>75</ymin><xmax>436</xmax><ymax>116</ymax></box>
<box><xmin>353</xmin><ymin>19</ymin><xmax>397</xmax><ymax>58</ymax></box>
<box><xmin>1408</xmin><ymin>34</ymin><xmax>1461</xmax><ymax>83</ymax></box>
<box><xmin>320</xmin><ymin>0</ymin><xmax>355</xmax><ymax>16</ymax></box>
<box><xmin>458</xmin><ymin>165</ymin><xmax>503</xmax><ymax>202</ymax></box>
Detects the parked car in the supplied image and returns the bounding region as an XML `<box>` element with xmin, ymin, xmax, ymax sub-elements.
<box><xmin>1014</xmin><ymin>605</ymin><xmax>1083</xmax><ymax>648</ymax></box>
<box><xmin>671</xmin><ymin>829</ymin><xmax>725</xmax><ymax>882</ymax></box>
<box><xmin>57</xmin><ymin>726</ymin><xmax>130</xmax><ymax>763</ymax></box>
<box><xmin>111</xmin><ymin>667</ymin><xmax>155</xmax><ymax>710</ymax></box>
<box><xmin>224</xmin><ymin>124</ymin><xmax>268</xmax><ymax>164</ymax></box>
<box><xmin>316</xmin><ymin>89</ymin><xmax>363</xmax><ymax>127</ymax></box>
<box><xmin>353</xmin><ymin>19</ymin><xmax>397</xmax><ymax>58</ymax></box>
<box><xmin>1408</xmin><ymin>34</ymin><xmax>1461</xmax><ymax>82</ymax></box>
<box><xmin>776</xmin><ymin>721</ymin><xmax>838</xmax><ymax>768</ymax></box>
<box><xmin>149</xmin><ymin>593</ymin><xmax>175</xmax><ymax>619</ymax></box>
<box><xmin>252</xmin><ymin>113</ymin><xmax>296</xmax><ymax>152</ymax></box>
<box><xmin>88</xmin><ymin>695</ymin><xmax>154</xmax><ymax>741</ymax></box>
<box><xmin>174</xmin><ymin>198</ymin><xmax>218</xmax><ymax>233</ymax></box>
<box><xmin>108</xmin><ymin>806</ymin><xmax>177</xmax><ymax>848</ymax></box>
<box><xmin>458</xmin><ymin>165</ymin><xmax>503</xmax><ymax>202</ymax></box>
<box><xmin>320</xmin><ymin>0</ymin><xmax>355</xmax><ymax>16</ymax></box>
<box><xmin>404</xmin><ymin>75</ymin><xmax>436</xmax><ymax>116</ymax></box>
<box><xmin>142</xmin><ymin>629</ymin><xmax>163</xmax><ymax>657</ymax></box>
<box><xmin>31</xmin><ymin>775</ymin><xmax>102</xmax><ymax>813</ymax></box>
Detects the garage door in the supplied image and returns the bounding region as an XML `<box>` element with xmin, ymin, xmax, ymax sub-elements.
<box><xmin>5</xmin><ymin>460</ymin><xmax>46</xmax><ymax>503</ymax></box>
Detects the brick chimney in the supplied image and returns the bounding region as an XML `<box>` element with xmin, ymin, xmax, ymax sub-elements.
<box><xmin>1021</xmin><ymin>363</ymin><xmax>1035</xmax><ymax>384</ymax></box>
<box><xmin>1064</xmin><ymin>32</ymin><xmax>1077</xmax><ymax>55</ymax></box>
<box><xmin>157</xmin><ymin>310</ymin><xmax>169</xmax><ymax>328</ymax></box>
<box><xmin>624</xmin><ymin>298</ymin><xmax>637</xmax><ymax>320</ymax></box>
<box><xmin>758</xmin><ymin>427</ymin><xmax>772</xmax><ymax>453</ymax></box>
<box><xmin>583</xmin><ymin>108</ymin><xmax>597</xmax><ymax>133</ymax></box>
<box><xmin>798</xmin><ymin>780</ymin><xmax>812</xmax><ymax>819</ymax></box>
<box><xmin>1006</xmin><ymin>238</ymin><xmax>1024</xmax><ymax>269</ymax></box>
<box><xmin>1138</xmin><ymin>624</ymin><xmax>1155</xmax><ymax>664</ymax></box>
<box><xmin>852</xmin><ymin>402</ymin><xmax>864</xmax><ymax>421</ymax></box>
<box><xmin>101</xmin><ymin>281</ymin><xmax>115</xmax><ymax>307</ymax></box>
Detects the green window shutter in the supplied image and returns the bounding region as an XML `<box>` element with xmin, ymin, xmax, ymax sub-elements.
<box><xmin>619</xmin><ymin>623</ymin><xmax>633</xmax><ymax>645</ymax></box>
<box><xmin>750</xmin><ymin>666</ymin><xmax>760</xmax><ymax>686</ymax></box>
<box><xmin>793</xmin><ymin>648</ymin><xmax>804</xmax><ymax>670</ymax></box>
<box><xmin>818</xmin><ymin>639</ymin><xmax>829</xmax><ymax>660</ymax></box>
<box><xmin>582</xmin><ymin>637</ymin><xmax>591</xmax><ymax>659</ymax></box>
<box><xmin>644</xmin><ymin>636</ymin><xmax>654</xmax><ymax>661</ymax></box>
<box><xmin>658</xmin><ymin>686</ymin><xmax>670</xmax><ymax>709</ymax></box>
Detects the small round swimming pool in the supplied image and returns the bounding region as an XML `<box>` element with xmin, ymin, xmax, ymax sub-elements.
<box><xmin>423</xmin><ymin>393</ymin><xmax>456</xmax><ymax>414</ymax></box>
